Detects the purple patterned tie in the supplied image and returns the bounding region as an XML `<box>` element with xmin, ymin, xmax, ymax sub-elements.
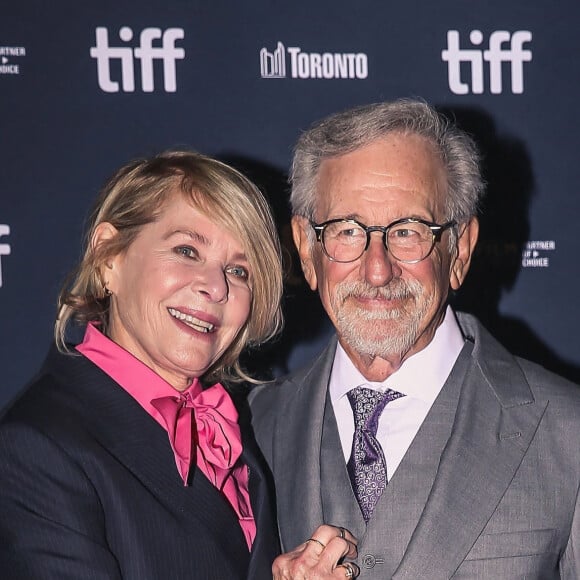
<box><xmin>347</xmin><ymin>386</ymin><xmax>405</xmax><ymax>522</ymax></box>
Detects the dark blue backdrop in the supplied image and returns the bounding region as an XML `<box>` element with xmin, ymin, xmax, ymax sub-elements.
<box><xmin>2</xmin><ymin>0</ymin><xmax>579</xmax><ymax>408</ymax></box>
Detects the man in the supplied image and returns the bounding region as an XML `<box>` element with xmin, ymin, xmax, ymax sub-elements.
<box><xmin>250</xmin><ymin>99</ymin><xmax>580</xmax><ymax>579</ymax></box>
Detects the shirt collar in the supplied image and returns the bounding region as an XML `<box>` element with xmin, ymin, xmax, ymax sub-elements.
<box><xmin>329</xmin><ymin>306</ymin><xmax>465</xmax><ymax>404</ymax></box>
<box><xmin>75</xmin><ymin>323</ymin><xmax>201</xmax><ymax>425</ymax></box>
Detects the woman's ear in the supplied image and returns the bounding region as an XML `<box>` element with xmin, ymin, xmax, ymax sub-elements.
<box><xmin>91</xmin><ymin>222</ymin><xmax>119</xmax><ymax>294</ymax></box>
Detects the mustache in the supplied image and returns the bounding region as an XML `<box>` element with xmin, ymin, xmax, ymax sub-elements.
<box><xmin>335</xmin><ymin>278</ymin><xmax>421</xmax><ymax>302</ymax></box>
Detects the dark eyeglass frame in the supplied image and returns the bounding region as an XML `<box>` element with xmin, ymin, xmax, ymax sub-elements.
<box><xmin>310</xmin><ymin>217</ymin><xmax>457</xmax><ymax>264</ymax></box>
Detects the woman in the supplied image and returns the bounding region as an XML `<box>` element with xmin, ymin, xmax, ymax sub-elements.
<box><xmin>0</xmin><ymin>150</ymin><xmax>285</xmax><ymax>579</ymax></box>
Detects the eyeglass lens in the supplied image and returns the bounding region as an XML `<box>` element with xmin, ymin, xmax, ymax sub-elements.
<box><xmin>322</xmin><ymin>220</ymin><xmax>435</xmax><ymax>263</ymax></box>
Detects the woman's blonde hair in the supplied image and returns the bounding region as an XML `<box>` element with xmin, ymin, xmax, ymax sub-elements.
<box><xmin>56</xmin><ymin>150</ymin><xmax>283</xmax><ymax>384</ymax></box>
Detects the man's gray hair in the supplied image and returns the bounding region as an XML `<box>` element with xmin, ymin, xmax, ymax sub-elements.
<box><xmin>290</xmin><ymin>98</ymin><xmax>485</xmax><ymax>224</ymax></box>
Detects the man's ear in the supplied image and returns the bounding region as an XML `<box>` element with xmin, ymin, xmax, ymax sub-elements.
<box><xmin>450</xmin><ymin>216</ymin><xmax>479</xmax><ymax>291</ymax></box>
<box><xmin>291</xmin><ymin>216</ymin><xmax>318</xmax><ymax>291</ymax></box>
<box><xmin>91</xmin><ymin>222</ymin><xmax>120</xmax><ymax>292</ymax></box>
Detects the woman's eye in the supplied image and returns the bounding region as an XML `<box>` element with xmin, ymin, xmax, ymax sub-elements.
<box><xmin>175</xmin><ymin>246</ymin><xmax>197</xmax><ymax>259</ymax></box>
<box><xmin>226</xmin><ymin>265</ymin><xmax>249</xmax><ymax>280</ymax></box>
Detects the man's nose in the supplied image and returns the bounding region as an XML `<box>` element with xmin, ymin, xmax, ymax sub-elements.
<box><xmin>361</xmin><ymin>232</ymin><xmax>400</xmax><ymax>286</ymax></box>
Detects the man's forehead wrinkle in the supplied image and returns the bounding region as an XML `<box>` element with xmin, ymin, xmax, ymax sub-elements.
<box><xmin>366</xmin><ymin>169</ymin><xmax>395</xmax><ymax>178</ymax></box>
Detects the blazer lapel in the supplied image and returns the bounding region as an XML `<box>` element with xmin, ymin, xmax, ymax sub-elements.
<box><xmin>394</xmin><ymin>315</ymin><xmax>548</xmax><ymax>579</ymax></box>
<box><xmin>241</xmin><ymin>431</ymin><xmax>281</xmax><ymax>578</ymax></box>
<box><xmin>49</xmin><ymin>348</ymin><xmax>249</xmax><ymax>562</ymax></box>
<box><xmin>272</xmin><ymin>340</ymin><xmax>337</xmax><ymax>551</ymax></box>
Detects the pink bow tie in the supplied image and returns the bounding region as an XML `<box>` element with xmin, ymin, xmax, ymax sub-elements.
<box><xmin>151</xmin><ymin>380</ymin><xmax>242</xmax><ymax>487</ymax></box>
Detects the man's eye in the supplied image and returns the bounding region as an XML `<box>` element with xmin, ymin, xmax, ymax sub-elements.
<box><xmin>336</xmin><ymin>227</ymin><xmax>364</xmax><ymax>239</ymax></box>
<box><xmin>175</xmin><ymin>246</ymin><xmax>197</xmax><ymax>258</ymax></box>
<box><xmin>392</xmin><ymin>228</ymin><xmax>417</xmax><ymax>239</ymax></box>
<box><xmin>226</xmin><ymin>265</ymin><xmax>249</xmax><ymax>280</ymax></box>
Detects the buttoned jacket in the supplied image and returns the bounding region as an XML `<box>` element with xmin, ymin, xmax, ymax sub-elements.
<box><xmin>250</xmin><ymin>313</ymin><xmax>580</xmax><ymax>579</ymax></box>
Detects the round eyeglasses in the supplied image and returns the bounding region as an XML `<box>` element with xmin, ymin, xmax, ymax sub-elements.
<box><xmin>311</xmin><ymin>217</ymin><xmax>456</xmax><ymax>264</ymax></box>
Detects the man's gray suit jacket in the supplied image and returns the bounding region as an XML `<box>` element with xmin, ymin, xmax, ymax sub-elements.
<box><xmin>249</xmin><ymin>312</ymin><xmax>580</xmax><ymax>579</ymax></box>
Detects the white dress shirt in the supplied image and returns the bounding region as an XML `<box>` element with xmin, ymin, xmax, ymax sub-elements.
<box><xmin>329</xmin><ymin>306</ymin><xmax>465</xmax><ymax>479</ymax></box>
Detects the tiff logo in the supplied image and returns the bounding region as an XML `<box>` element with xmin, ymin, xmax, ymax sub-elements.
<box><xmin>90</xmin><ymin>27</ymin><xmax>185</xmax><ymax>93</ymax></box>
<box><xmin>442</xmin><ymin>30</ymin><xmax>532</xmax><ymax>94</ymax></box>
<box><xmin>0</xmin><ymin>225</ymin><xmax>10</xmax><ymax>288</ymax></box>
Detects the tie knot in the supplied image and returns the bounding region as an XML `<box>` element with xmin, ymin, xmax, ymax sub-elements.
<box><xmin>347</xmin><ymin>386</ymin><xmax>404</xmax><ymax>434</ymax></box>
<box><xmin>179</xmin><ymin>391</ymin><xmax>194</xmax><ymax>407</ymax></box>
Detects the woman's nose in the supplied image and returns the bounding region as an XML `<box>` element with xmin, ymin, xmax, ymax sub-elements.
<box><xmin>193</xmin><ymin>264</ymin><xmax>228</xmax><ymax>303</ymax></box>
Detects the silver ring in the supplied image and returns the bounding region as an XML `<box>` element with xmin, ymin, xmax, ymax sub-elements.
<box><xmin>339</xmin><ymin>527</ymin><xmax>346</xmax><ymax>539</ymax></box>
<box><xmin>339</xmin><ymin>562</ymin><xmax>355</xmax><ymax>578</ymax></box>
<box><xmin>306</xmin><ymin>537</ymin><xmax>326</xmax><ymax>550</ymax></box>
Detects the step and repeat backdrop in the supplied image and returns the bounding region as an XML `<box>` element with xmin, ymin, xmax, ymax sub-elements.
<box><xmin>1</xmin><ymin>0</ymin><xmax>579</xmax><ymax>408</ymax></box>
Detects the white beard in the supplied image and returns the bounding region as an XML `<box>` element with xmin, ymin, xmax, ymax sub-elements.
<box><xmin>333</xmin><ymin>278</ymin><xmax>432</xmax><ymax>359</ymax></box>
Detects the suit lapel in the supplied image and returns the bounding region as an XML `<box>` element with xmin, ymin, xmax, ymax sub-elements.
<box><xmin>393</xmin><ymin>315</ymin><xmax>548</xmax><ymax>579</ymax></box>
<box><xmin>272</xmin><ymin>341</ymin><xmax>337</xmax><ymax>551</ymax></box>
<box><xmin>365</xmin><ymin>342</ymin><xmax>467</xmax><ymax>577</ymax></box>
<box><xmin>320</xmin><ymin>390</ymin><xmax>366</xmax><ymax>538</ymax></box>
